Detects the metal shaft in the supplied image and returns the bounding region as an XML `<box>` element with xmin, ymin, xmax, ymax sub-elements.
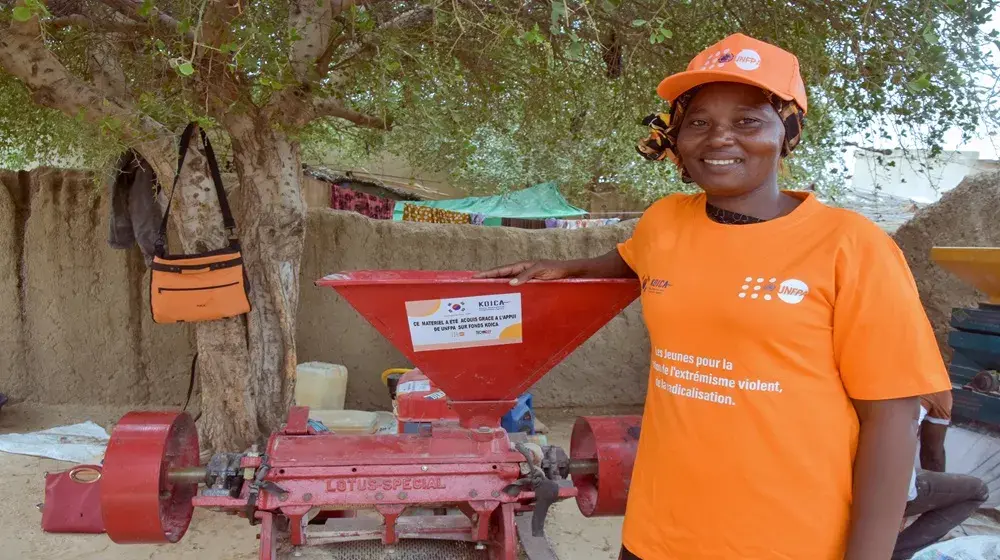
<box><xmin>168</xmin><ymin>461</ymin><xmax>598</xmax><ymax>482</ymax></box>
<box><xmin>567</xmin><ymin>459</ymin><xmax>598</xmax><ymax>475</ymax></box>
<box><xmin>166</xmin><ymin>466</ymin><xmax>209</xmax><ymax>485</ymax></box>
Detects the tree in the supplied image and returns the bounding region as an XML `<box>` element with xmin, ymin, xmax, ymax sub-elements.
<box><xmin>1</xmin><ymin>0</ymin><xmax>996</xmax><ymax>451</ymax></box>
<box><xmin>323</xmin><ymin>0</ymin><xmax>999</xmax><ymax>202</ymax></box>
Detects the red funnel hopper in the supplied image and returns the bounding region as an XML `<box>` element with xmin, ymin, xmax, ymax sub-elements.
<box><xmin>317</xmin><ymin>271</ymin><xmax>639</xmax><ymax>427</ymax></box>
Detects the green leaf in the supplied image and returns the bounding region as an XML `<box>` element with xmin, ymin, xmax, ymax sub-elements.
<box><xmin>922</xmin><ymin>25</ymin><xmax>939</xmax><ymax>45</ymax></box>
<box><xmin>649</xmin><ymin>33</ymin><xmax>658</xmax><ymax>44</ymax></box>
<box><xmin>907</xmin><ymin>73</ymin><xmax>931</xmax><ymax>93</ymax></box>
<box><xmin>357</xmin><ymin>11</ymin><xmax>375</xmax><ymax>32</ymax></box>
<box><xmin>659</xmin><ymin>27</ymin><xmax>673</xmax><ymax>39</ymax></box>
<box><xmin>12</xmin><ymin>6</ymin><xmax>32</xmax><ymax>21</ymax></box>
<box><xmin>600</xmin><ymin>0</ymin><xmax>620</xmax><ymax>12</ymax></box>
<box><xmin>566</xmin><ymin>40</ymin><xmax>584</xmax><ymax>59</ymax></box>
<box><xmin>178</xmin><ymin>18</ymin><xmax>192</xmax><ymax>36</ymax></box>
<box><xmin>138</xmin><ymin>0</ymin><xmax>155</xmax><ymax>18</ymax></box>
<box><xmin>520</xmin><ymin>23</ymin><xmax>545</xmax><ymax>46</ymax></box>
<box><xmin>550</xmin><ymin>1</ymin><xmax>566</xmax><ymax>33</ymax></box>
<box><xmin>177</xmin><ymin>62</ymin><xmax>195</xmax><ymax>76</ymax></box>
<box><xmin>632</xmin><ymin>19</ymin><xmax>647</xmax><ymax>27</ymax></box>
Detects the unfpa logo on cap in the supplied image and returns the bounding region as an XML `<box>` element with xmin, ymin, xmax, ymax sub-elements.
<box><xmin>734</xmin><ymin>49</ymin><xmax>761</xmax><ymax>71</ymax></box>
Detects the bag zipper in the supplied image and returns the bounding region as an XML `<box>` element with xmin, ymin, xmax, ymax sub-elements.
<box><xmin>159</xmin><ymin>281</ymin><xmax>239</xmax><ymax>293</ymax></box>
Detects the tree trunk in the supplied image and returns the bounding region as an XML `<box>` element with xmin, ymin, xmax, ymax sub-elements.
<box><xmin>140</xmin><ymin>115</ymin><xmax>306</xmax><ymax>453</ymax></box>
<box><xmin>140</xmin><ymin>135</ymin><xmax>259</xmax><ymax>453</ymax></box>
<box><xmin>221</xmin><ymin>113</ymin><xmax>306</xmax><ymax>446</ymax></box>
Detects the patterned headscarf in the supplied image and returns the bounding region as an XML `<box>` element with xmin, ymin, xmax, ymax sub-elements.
<box><xmin>635</xmin><ymin>86</ymin><xmax>805</xmax><ymax>183</ymax></box>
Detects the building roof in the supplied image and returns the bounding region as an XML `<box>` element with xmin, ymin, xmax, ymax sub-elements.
<box><xmin>304</xmin><ymin>165</ymin><xmax>452</xmax><ymax>201</ymax></box>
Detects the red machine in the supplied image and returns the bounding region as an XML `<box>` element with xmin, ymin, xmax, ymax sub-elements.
<box><xmin>98</xmin><ymin>270</ymin><xmax>642</xmax><ymax>559</ymax></box>
<box><xmin>394</xmin><ymin>368</ymin><xmax>461</xmax><ymax>431</ymax></box>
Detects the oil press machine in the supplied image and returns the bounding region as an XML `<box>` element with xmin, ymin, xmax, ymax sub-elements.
<box><xmin>931</xmin><ymin>247</ymin><xmax>1000</xmax><ymax>428</ymax></box>
<box><xmin>98</xmin><ymin>271</ymin><xmax>642</xmax><ymax>559</ymax></box>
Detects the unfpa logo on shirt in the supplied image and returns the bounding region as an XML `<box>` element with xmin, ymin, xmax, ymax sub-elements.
<box><xmin>739</xmin><ymin>276</ymin><xmax>809</xmax><ymax>304</ymax></box>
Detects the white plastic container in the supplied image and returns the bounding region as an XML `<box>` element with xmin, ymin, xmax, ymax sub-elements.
<box><xmin>294</xmin><ymin>362</ymin><xmax>348</xmax><ymax>410</ymax></box>
<box><xmin>309</xmin><ymin>410</ymin><xmax>378</xmax><ymax>434</ymax></box>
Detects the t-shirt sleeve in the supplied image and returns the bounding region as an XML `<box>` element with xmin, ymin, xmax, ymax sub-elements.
<box><xmin>920</xmin><ymin>391</ymin><xmax>953</xmax><ymax>424</ymax></box>
<box><xmin>617</xmin><ymin>231</ymin><xmax>642</xmax><ymax>276</ymax></box>
<box><xmin>617</xmin><ymin>198</ymin><xmax>665</xmax><ymax>277</ymax></box>
<box><xmin>833</xmin><ymin>223</ymin><xmax>951</xmax><ymax>401</ymax></box>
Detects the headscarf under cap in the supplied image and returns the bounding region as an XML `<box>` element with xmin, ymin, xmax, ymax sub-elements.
<box><xmin>635</xmin><ymin>86</ymin><xmax>805</xmax><ymax>183</ymax></box>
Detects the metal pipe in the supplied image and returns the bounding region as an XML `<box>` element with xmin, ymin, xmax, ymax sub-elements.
<box><xmin>167</xmin><ymin>466</ymin><xmax>208</xmax><ymax>485</ymax></box>
<box><xmin>567</xmin><ymin>459</ymin><xmax>598</xmax><ymax>475</ymax></box>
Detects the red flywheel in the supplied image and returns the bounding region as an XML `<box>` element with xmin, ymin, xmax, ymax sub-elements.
<box><xmin>100</xmin><ymin>411</ymin><xmax>200</xmax><ymax>543</ymax></box>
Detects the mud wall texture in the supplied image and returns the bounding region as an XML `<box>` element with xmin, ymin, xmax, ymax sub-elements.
<box><xmin>0</xmin><ymin>168</ymin><xmax>196</xmax><ymax>406</ymax></box>
<box><xmin>892</xmin><ymin>172</ymin><xmax>1000</xmax><ymax>359</ymax></box>
<box><xmin>297</xmin><ymin>211</ymin><xmax>647</xmax><ymax>411</ymax></box>
<box><xmin>7</xmin><ymin>166</ymin><xmax>989</xmax><ymax>411</ymax></box>
<box><xmin>0</xmin><ymin>168</ymin><xmax>647</xmax><ymax>410</ymax></box>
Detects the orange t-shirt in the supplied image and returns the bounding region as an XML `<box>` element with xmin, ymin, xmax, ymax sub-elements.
<box><xmin>617</xmin><ymin>191</ymin><xmax>950</xmax><ymax>559</ymax></box>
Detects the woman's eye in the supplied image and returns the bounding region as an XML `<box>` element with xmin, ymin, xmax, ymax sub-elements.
<box><xmin>737</xmin><ymin>117</ymin><xmax>761</xmax><ymax>125</ymax></box>
<box><xmin>688</xmin><ymin>119</ymin><xmax>708</xmax><ymax>127</ymax></box>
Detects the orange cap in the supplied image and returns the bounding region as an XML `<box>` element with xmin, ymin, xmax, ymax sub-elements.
<box><xmin>656</xmin><ymin>33</ymin><xmax>808</xmax><ymax>114</ymax></box>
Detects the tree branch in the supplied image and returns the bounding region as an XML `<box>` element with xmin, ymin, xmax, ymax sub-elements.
<box><xmin>312</xmin><ymin>97</ymin><xmax>391</xmax><ymax>129</ymax></box>
<box><xmin>330</xmin><ymin>5</ymin><xmax>435</xmax><ymax>73</ymax></box>
<box><xmin>0</xmin><ymin>11</ymin><xmax>170</xmax><ymax>154</ymax></box>
<box><xmin>89</xmin><ymin>38</ymin><xmax>129</xmax><ymax>100</ymax></box>
<box><xmin>290</xmin><ymin>0</ymin><xmax>337</xmax><ymax>81</ymax></box>
<box><xmin>95</xmin><ymin>0</ymin><xmax>195</xmax><ymax>41</ymax></box>
<box><xmin>47</xmin><ymin>14</ymin><xmax>150</xmax><ymax>33</ymax></box>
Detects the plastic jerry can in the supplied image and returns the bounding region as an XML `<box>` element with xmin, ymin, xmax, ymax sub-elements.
<box><xmin>294</xmin><ymin>362</ymin><xmax>348</xmax><ymax>410</ymax></box>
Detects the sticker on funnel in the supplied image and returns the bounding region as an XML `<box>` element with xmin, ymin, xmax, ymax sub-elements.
<box><xmin>405</xmin><ymin>293</ymin><xmax>523</xmax><ymax>352</ymax></box>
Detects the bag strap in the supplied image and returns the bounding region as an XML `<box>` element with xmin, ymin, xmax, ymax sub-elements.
<box><xmin>155</xmin><ymin>123</ymin><xmax>238</xmax><ymax>256</ymax></box>
<box><xmin>182</xmin><ymin>352</ymin><xmax>198</xmax><ymax>412</ymax></box>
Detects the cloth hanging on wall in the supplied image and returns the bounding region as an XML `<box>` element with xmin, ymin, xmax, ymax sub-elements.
<box><xmin>500</xmin><ymin>217</ymin><xmax>548</xmax><ymax>229</ymax></box>
<box><xmin>547</xmin><ymin>218</ymin><xmax>622</xmax><ymax>230</ymax></box>
<box><xmin>401</xmin><ymin>203</ymin><xmax>471</xmax><ymax>224</ymax></box>
<box><xmin>330</xmin><ymin>184</ymin><xmax>395</xmax><ymax>220</ymax></box>
<box><xmin>107</xmin><ymin>149</ymin><xmax>162</xmax><ymax>266</ymax></box>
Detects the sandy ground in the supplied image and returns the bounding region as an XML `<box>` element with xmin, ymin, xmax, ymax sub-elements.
<box><xmin>1</xmin><ymin>404</ymin><xmax>629</xmax><ymax>560</ymax></box>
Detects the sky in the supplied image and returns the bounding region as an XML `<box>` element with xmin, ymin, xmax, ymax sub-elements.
<box><xmin>856</xmin><ymin>8</ymin><xmax>1000</xmax><ymax>162</ymax></box>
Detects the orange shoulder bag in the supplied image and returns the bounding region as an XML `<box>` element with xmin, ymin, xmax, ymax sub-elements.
<box><xmin>150</xmin><ymin>123</ymin><xmax>251</xmax><ymax>324</ymax></box>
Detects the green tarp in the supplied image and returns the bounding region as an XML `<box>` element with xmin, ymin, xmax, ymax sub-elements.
<box><xmin>392</xmin><ymin>182</ymin><xmax>586</xmax><ymax>221</ymax></box>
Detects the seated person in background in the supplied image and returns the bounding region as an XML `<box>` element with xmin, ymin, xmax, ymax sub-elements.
<box><xmin>892</xmin><ymin>390</ymin><xmax>989</xmax><ymax>560</ymax></box>
<box><xmin>918</xmin><ymin>391</ymin><xmax>952</xmax><ymax>473</ymax></box>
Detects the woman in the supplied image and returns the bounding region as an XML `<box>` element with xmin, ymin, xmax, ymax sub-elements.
<box><xmin>478</xmin><ymin>34</ymin><xmax>951</xmax><ymax>559</ymax></box>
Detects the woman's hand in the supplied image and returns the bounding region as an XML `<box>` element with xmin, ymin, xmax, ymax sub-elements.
<box><xmin>474</xmin><ymin>260</ymin><xmax>580</xmax><ymax>286</ymax></box>
<box><xmin>475</xmin><ymin>250</ymin><xmax>637</xmax><ymax>285</ymax></box>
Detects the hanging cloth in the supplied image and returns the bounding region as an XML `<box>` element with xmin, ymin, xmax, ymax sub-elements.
<box><xmin>402</xmin><ymin>203</ymin><xmax>471</xmax><ymax>224</ymax></box>
<box><xmin>330</xmin><ymin>184</ymin><xmax>395</xmax><ymax>220</ymax></box>
<box><xmin>107</xmin><ymin>149</ymin><xmax>162</xmax><ymax>266</ymax></box>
